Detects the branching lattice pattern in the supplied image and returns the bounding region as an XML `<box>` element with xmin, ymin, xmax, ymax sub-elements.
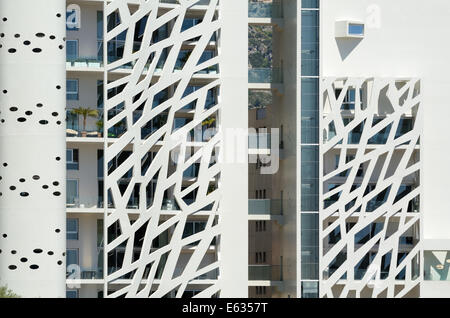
<box><xmin>104</xmin><ymin>0</ymin><xmax>222</xmax><ymax>298</ymax></box>
<box><xmin>320</xmin><ymin>78</ymin><xmax>422</xmax><ymax>298</ymax></box>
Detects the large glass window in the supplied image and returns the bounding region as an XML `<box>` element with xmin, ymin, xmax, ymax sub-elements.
<box><xmin>301</xmin><ymin>10</ymin><xmax>319</xmax><ymax>76</ymax></box>
<box><xmin>301</xmin><ymin>146</ymin><xmax>319</xmax><ymax>211</ymax></box>
<box><xmin>66</xmin><ymin>40</ymin><xmax>78</xmax><ymax>61</ymax></box>
<box><xmin>67</xmin><ymin>79</ymin><xmax>79</xmax><ymax>100</ymax></box>
<box><xmin>302</xmin><ymin>0</ymin><xmax>319</xmax><ymax>8</ymax></box>
<box><xmin>301</xmin><ymin>213</ymin><xmax>319</xmax><ymax>279</ymax></box>
<box><xmin>301</xmin><ymin>78</ymin><xmax>319</xmax><ymax>144</ymax></box>
<box><xmin>67</xmin><ymin>179</ymin><xmax>79</xmax><ymax>207</ymax></box>
<box><xmin>67</xmin><ymin>218</ymin><xmax>79</xmax><ymax>240</ymax></box>
<box><xmin>66</xmin><ymin>149</ymin><xmax>79</xmax><ymax>170</ymax></box>
<box><xmin>67</xmin><ymin>249</ymin><xmax>79</xmax><ymax>266</ymax></box>
<box><xmin>66</xmin><ymin>290</ymin><xmax>78</xmax><ymax>298</ymax></box>
<box><xmin>182</xmin><ymin>221</ymin><xmax>210</xmax><ymax>246</ymax></box>
<box><xmin>97</xmin><ymin>11</ymin><xmax>126</xmax><ymax>62</ymax></box>
<box><xmin>301</xmin><ymin>281</ymin><xmax>319</xmax><ymax>298</ymax></box>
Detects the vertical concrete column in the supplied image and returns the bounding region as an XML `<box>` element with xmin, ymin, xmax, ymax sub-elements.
<box><xmin>0</xmin><ymin>0</ymin><xmax>66</xmax><ymax>297</ymax></box>
<box><xmin>219</xmin><ymin>0</ymin><xmax>249</xmax><ymax>297</ymax></box>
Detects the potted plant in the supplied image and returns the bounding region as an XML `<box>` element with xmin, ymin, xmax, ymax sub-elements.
<box><xmin>96</xmin><ymin>119</ymin><xmax>103</xmax><ymax>137</ymax></box>
<box><xmin>71</xmin><ymin>107</ymin><xmax>99</xmax><ymax>137</ymax></box>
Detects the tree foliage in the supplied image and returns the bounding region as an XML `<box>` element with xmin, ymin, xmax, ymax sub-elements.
<box><xmin>0</xmin><ymin>285</ymin><xmax>20</xmax><ymax>298</ymax></box>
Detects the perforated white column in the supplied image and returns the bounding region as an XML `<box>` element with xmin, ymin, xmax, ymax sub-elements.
<box><xmin>0</xmin><ymin>0</ymin><xmax>66</xmax><ymax>297</ymax></box>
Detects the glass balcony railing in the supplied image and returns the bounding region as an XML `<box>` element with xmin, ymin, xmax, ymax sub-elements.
<box><xmin>248</xmin><ymin>265</ymin><xmax>282</xmax><ymax>281</ymax></box>
<box><xmin>67</xmin><ymin>56</ymin><xmax>103</xmax><ymax>68</ymax></box>
<box><xmin>248</xmin><ymin>199</ymin><xmax>282</xmax><ymax>215</ymax></box>
<box><xmin>248</xmin><ymin>1</ymin><xmax>283</xmax><ymax>18</ymax></box>
<box><xmin>66</xmin><ymin>267</ymin><xmax>103</xmax><ymax>280</ymax></box>
<box><xmin>66</xmin><ymin>128</ymin><xmax>101</xmax><ymax>138</ymax></box>
<box><xmin>249</xmin><ymin>133</ymin><xmax>271</xmax><ymax>149</ymax></box>
<box><xmin>249</xmin><ymin>68</ymin><xmax>283</xmax><ymax>84</ymax></box>
<box><xmin>66</xmin><ymin>196</ymin><xmax>79</xmax><ymax>208</ymax></box>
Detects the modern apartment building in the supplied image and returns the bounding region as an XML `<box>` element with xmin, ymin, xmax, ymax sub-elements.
<box><xmin>1</xmin><ymin>0</ymin><xmax>450</xmax><ymax>298</ymax></box>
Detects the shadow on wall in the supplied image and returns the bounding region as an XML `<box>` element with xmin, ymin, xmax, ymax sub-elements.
<box><xmin>336</xmin><ymin>38</ymin><xmax>363</xmax><ymax>60</ymax></box>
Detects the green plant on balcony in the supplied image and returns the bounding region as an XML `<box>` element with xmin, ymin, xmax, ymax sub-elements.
<box><xmin>202</xmin><ymin>117</ymin><xmax>216</xmax><ymax>141</ymax></box>
<box><xmin>71</xmin><ymin>107</ymin><xmax>99</xmax><ymax>137</ymax></box>
<box><xmin>202</xmin><ymin>117</ymin><xmax>216</xmax><ymax>128</ymax></box>
<box><xmin>96</xmin><ymin>119</ymin><xmax>103</xmax><ymax>137</ymax></box>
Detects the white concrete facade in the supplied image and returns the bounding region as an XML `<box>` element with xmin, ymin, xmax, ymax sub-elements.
<box><xmin>1</xmin><ymin>0</ymin><xmax>450</xmax><ymax>298</ymax></box>
<box><xmin>320</xmin><ymin>0</ymin><xmax>450</xmax><ymax>297</ymax></box>
<box><xmin>0</xmin><ymin>0</ymin><xmax>67</xmax><ymax>297</ymax></box>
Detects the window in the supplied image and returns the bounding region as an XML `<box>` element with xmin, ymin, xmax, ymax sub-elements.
<box><xmin>182</xmin><ymin>221</ymin><xmax>206</xmax><ymax>243</ymax></box>
<box><xmin>66</xmin><ymin>109</ymin><xmax>79</xmax><ymax>132</ymax></box>
<box><xmin>67</xmin><ymin>179</ymin><xmax>79</xmax><ymax>207</ymax></box>
<box><xmin>67</xmin><ymin>249</ymin><xmax>79</xmax><ymax>266</ymax></box>
<box><xmin>67</xmin><ymin>79</ymin><xmax>79</xmax><ymax>100</ymax></box>
<box><xmin>182</xmin><ymin>290</ymin><xmax>201</xmax><ymax>298</ymax></box>
<box><xmin>355</xmin><ymin>223</ymin><xmax>383</xmax><ymax>245</ymax></box>
<box><xmin>67</xmin><ymin>218</ymin><xmax>79</xmax><ymax>240</ymax></box>
<box><xmin>301</xmin><ymin>281</ymin><xmax>318</xmax><ymax>298</ymax></box>
<box><xmin>66</xmin><ymin>290</ymin><xmax>78</xmax><ymax>298</ymax></box>
<box><xmin>66</xmin><ymin>40</ymin><xmax>78</xmax><ymax>61</ymax></box>
<box><xmin>335</xmin><ymin>88</ymin><xmax>363</xmax><ymax>111</ymax></box>
<box><xmin>348</xmin><ymin>23</ymin><xmax>364</xmax><ymax>36</ymax></box>
<box><xmin>182</xmin><ymin>18</ymin><xmax>202</xmax><ymax>32</ymax></box>
<box><xmin>66</xmin><ymin>149</ymin><xmax>79</xmax><ymax>170</ymax></box>
<box><xmin>256</xmin><ymin>286</ymin><xmax>267</xmax><ymax>296</ymax></box>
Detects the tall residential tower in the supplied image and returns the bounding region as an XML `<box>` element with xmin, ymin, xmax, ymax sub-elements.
<box><xmin>0</xmin><ymin>0</ymin><xmax>449</xmax><ymax>298</ymax></box>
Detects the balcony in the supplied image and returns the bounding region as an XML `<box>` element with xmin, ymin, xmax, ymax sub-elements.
<box><xmin>66</xmin><ymin>267</ymin><xmax>103</xmax><ymax>280</ymax></box>
<box><xmin>66</xmin><ymin>56</ymin><xmax>103</xmax><ymax>69</ymax></box>
<box><xmin>248</xmin><ymin>265</ymin><xmax>282</xmax><ymax>282</ymax></box>
<box><xmin>249</xmin><ymin>199</ymin><xmax>282</xmax><ymax>215</ymax></box>
<box><xmin>248</xmin><ymin>68</ymin><xmax>283</xmax><ymax>84</ymax></box>
<box><xmin>66</xmin><ymin>109</ymin><xmax>102</xmax><ymax>139</ymax></box>
<box><xmin>248</xmin><ymin>1</ymin><xmax>283</xmax><ymax>19</ymax></box>
<box><xmin>66</xmin><ymin>128</ymin><xmax>102</xmax><ymax>138</ymax></box>
<box><xmin>248</xmin><ymin>199</ymin><xmax>283</xmax><ymax>223</ymax></box>
<box><xmin>248</xmin><ymin>132</ymin><xmax>271</xmax><ymax>150</ymax></box>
